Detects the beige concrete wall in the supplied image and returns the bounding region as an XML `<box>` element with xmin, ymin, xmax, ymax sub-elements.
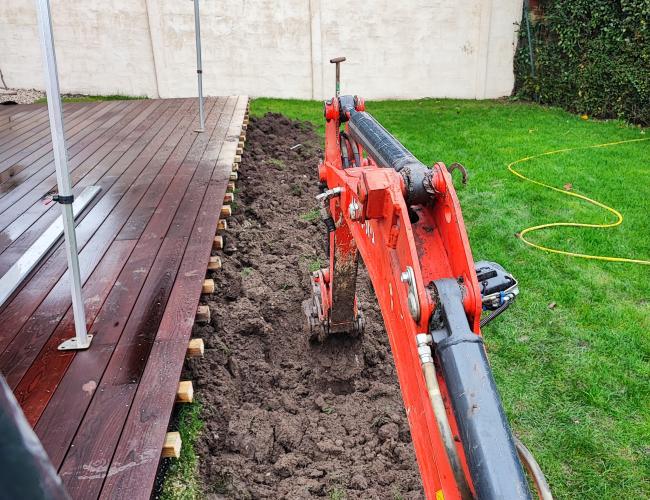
<box><xmin>0</xmin><ymin>0</ymin><xmax>523</xmax><ymax>100</ymax></box>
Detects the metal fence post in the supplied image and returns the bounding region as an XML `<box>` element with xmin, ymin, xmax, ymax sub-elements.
<box><xmin>193</xmin><ymin>0</ymin><xmax>205</xmax><ymax>132</ymax></box>
<box><xmin>35</xmin><ymin>0</ymin><xmax>92</xmax><ymax>351</ymax></box>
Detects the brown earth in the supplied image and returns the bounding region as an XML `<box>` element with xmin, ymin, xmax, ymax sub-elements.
<box><xmin>185</xmin><ymin>113</ymin><xmax>423</xmax><ymax>499</ymax></box>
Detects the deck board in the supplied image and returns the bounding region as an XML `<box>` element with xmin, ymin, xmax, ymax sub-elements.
<box><xmin>0</xmin><ymin>97</ymin><xmax>247</xmax><ymax>499</ymax></box>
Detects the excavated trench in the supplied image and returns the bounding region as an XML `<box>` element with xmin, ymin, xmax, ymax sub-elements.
<box><xmin>185</xmin><ymin>113</ymin><xmax>423</xmax><ymax>499</ymax></box>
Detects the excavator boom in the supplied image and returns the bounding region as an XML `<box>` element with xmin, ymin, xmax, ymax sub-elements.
<box><xmin>304</xmin><ymin>86</ymin><xmax>533</xmax><ymax>499</ymax></box>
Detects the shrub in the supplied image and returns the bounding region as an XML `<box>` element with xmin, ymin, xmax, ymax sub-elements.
<box><xmin>514</xmin><ymin>0</ymin><xmax>650</xmax><ymax>125</ymax></box>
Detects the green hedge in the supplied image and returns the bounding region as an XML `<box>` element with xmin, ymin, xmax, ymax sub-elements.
<box><xmin>514</xmin><ymin>0</ymin><xmax>650</xmax><ymax>125</ymax></box>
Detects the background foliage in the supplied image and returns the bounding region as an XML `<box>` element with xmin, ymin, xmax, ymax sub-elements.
<box><xmin>514</xmin><ymin>0</ymin><xmax>650</xmax><ymax>125</ymax></box>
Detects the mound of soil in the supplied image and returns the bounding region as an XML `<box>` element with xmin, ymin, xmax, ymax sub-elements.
<box><xmin>186</xmin><ymin>113</ymin><xmax>423</xmax><ymax>499</ymax></box>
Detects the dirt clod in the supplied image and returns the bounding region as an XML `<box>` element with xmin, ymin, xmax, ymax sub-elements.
<box><xmin>188</xmin><ymin>113</ymin><xmax>423</xmax><ymax>499</ymax></box>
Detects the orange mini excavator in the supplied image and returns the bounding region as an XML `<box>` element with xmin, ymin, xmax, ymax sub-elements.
<box><xmin>303</xmin><ymin>58</ymin><xmax>551</xmax><ymax>500</ymax></box>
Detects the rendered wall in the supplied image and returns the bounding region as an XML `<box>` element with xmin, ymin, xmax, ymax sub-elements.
<box><xmin>0</xmin><ymin>0</ymin><xmax>523</xmax><ymax>100</ymax></box>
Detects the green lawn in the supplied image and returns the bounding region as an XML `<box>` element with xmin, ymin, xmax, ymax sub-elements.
<box><xmin>252</xmin><ymin>98</ymin><xmax>650</xmax><ymax>499</ymax></box>
<box><xmin>34</xmin><ymin>94</ymin><xmax>146</xmax><ymax>104</ymax></box>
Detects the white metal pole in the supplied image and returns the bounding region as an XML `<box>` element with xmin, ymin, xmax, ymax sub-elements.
<box><xmin>35</xmin><ymin>0</ymin><xmax>92</xmax><ymax>351</ymax></box>
<box><xmin>193</xmin><ymin>0</ymin><xmax>205</xmax><ymax>132</ymax></box>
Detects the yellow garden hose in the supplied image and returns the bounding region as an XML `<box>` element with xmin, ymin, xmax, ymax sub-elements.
<box><xmin>507</xmin><ymin>137</ymin><xmax>650</xmax><ymax>265</ymax></box>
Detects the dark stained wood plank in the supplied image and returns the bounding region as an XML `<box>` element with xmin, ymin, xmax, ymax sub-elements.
<box><xmin>0</xmin><ymin>105</ymin><xmax>51</xmax><ymax>140</ymax></box>
<box><xmin>0</xmin><ymin>104</ymin><xmax>89</xmax><ymax>150</ymax></box>
<box><xmin>32</xmin><ymin>98</ymin><xmax>225</xmax><ymax>471</ymax></box>
<box><xmin>13</xmin><ymin>239</ymin><xmax>137</xmax><ymax>422</ymax></box>
<box><xmin>56</xmin><ymin>98</ymin><xmax>237</xmax><ymax>497</ymax></box>
<box><xmin>0</xmin><ymin>100</ymin><xmax>169</xmax><ymax>266</ymax></box>
<box><xmin>0</xmin><ymin>100</ymin><xmax>154</xmax><ymax>236</ymax></box>
<box><xmin>13</xmin><ymin>98</ymin><xmax>205</xmax><ymax>425</ymax></box>
<box><xmin>0</xmin><ymin>101</ymin><xmax>133</xmax><ymax>203</ymax></box>
<box><xmin>0</xmin><ymin>101</ymin><xmax>172</xmax><ymax>343</ymax></box>
<box><xmin>0</xmin><ymin>99</ymin><xmax>181</xmax><ymax>361</ymax></box>
<box><xmin>0</xmin><ymin>102</ymin><xmax>107</xmax><ymax>173</ymax></box>
<box><xmin>0</xmin><ymin>97</ymin><xmax>248</xmax><ymax>500</ymax></box>
<box><xmin>0</xmin><ymin>102</ymin><xmax>127</xmax><ymax>205</ymax></box>
<box><xmin>0</xmin><ymin>103</ymin><xmax>91</xmax><ymax>156</ymax></box>
<box><xmin>99</xmin><ymin>96</ymin><xmax>248</xmax><ymax>499</ymax></box>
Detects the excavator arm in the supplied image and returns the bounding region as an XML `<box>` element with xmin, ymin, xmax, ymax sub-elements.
<box><xmin>303</xmin><ymin>60</ymin><xmax>538</xmax><ymax>500</ymax></box>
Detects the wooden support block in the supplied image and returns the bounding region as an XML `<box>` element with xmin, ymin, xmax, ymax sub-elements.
<box><xmin>186</xmin><ymin>338</ymin><xmax>205</xmax><ymax>358</ymax></box>
<box><xmin>196</xmin><ymin>305</ymin><xmax>210</xmax><ymax>324</ymax></box>
<box><xmin>231</xmin><ymin>163</ymin><xmax>239</xmax><ymax>172</ymax></box>
<box><xmin>213</xmin><ymin>235</ymin><xmax>223</xmax><ymax>250</ymax></box>
<box><xmin>176</xmin><ymin>381</ymin><xmax>194</xmax><ymax>403</ymax></box>
<box><xmin>208</xmin><ymin>255</ymin><xmax>222</xmax><ymax>270</ymax></box>
<box><xmin>239</xmin><ymin>134</ymin><xmax>246</xmax><ymax>142</ymax></box>
<box><xmin>162</xmin><ymin>432</ymin><xmax>182</xmax><ymax>458</ymax></box>
<box><xmin>223</xmin><ymin>192</ymin><xmax>234</xmax><ymax>204</ymax></box>
<box><xmin>236</xmin><ymin>147</ymin><xmax>243</xmax><ymax>155</ymax></box>
<box><xmin>227</xmin><ymin>181</ymin><xmax>236</xmax><ymax>193</ymax></box>
<box><xmin>238</xmin><ymin>140</ymin><xmax>244</xmax><ymax>148</ymax></box>
<box><xmin>220</xmin><ymin>205</ymin><xmax>232</xmax><ymax>218</ymax></box>
<box><xmin>242</xmin><ymin>123</ymin><xmax>247</xmax><ymax>131</ymax></box>
<box><xmin>217</xmin><ymin>219</ymin><xmax>228</xmax><ymax>230</ymax></box>
<box><xmin>234</xmin><ymin>154</ymin><xmax>242</xmax><ymax>164</ymax></box>
<box><xmin>202</xmin><ymin>278</ymin><xmax>215</xmax><ymax>295</ymax></box>
<box><xmin>230</xmin><ymin>171</ymin><xmax>238</xmax><ymax>181</ymax></box>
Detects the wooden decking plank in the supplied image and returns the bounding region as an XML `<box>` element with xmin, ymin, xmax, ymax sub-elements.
<box><xmin>0</xmin><ymin>104</ymin><xmax>88</xmax><ymax>150</ymax></box>
<box><xmin>0</xmin><ymin>102</ymin><xmax>93</xmax><ymax>157</ymax></box>
<box><xmin>0</xmin><ymin>99</ymin><xmax>183</xmax><ymax>359</ymax></box>
<box><xmin>0</xmin><ymin>100</ymin><xmax>171</xmax><ymax>266</ymax></box>
<box><xmin>0</xmin><ymin>100</ymin><xmax>176</xmax><ymax>347</ymax></box>
<box><xmin>0</xmin><ymin>102</ymin><xmax>110</xmax><ymax>174</ymax></box>
<box><xmin>32</xmin><ymin>98</ymin><xmax>226</xmax><ymax>471</ymax></box>
<box><xmin>13</xmin><ymin>239</ymin><xmax>137</xmax><ymax>420</ymax></box>
<box><xmin>0</xmin><ymin>101</ymin><xmax>136</xmax><ymax>205</ymax></box>
<box><xmin>0</xmin><ymin>102</ymin><xmax>111</xmax><ymax>191</ymax></box>
<box><xmin>57</xmin><ymin>98</ymin><xmax>237</xmax><ymax>497</ymax></box>
<box><xmin>0</xmin><ymin>101</ymin><xmax>137</xmax><ymax>207</ymax></box>
<box><xmin>0</xmin><ymin>101</ymin><xmax>159</xmax><ymax>239</ymax></box>
<box><xmin>12</xmin><ymin>98</ymin><xmax>205</xmax><ymax>424</ymax></box>
<box><xmin>99</xmin><ymin>96</ymin><xmax>248</xmax><ymax>499</ymax></box>
<box><xmin>0</xmin><ymin>105</ymin><xmax>52</xmax><ymax>141</ymax></box>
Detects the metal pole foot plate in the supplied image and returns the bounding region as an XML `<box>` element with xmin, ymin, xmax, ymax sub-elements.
<box><xmin>193</xmin><ymin>128</ymin><xmax>205</xmax><ymax>133</ymax></box>
<box><xmin>58</xmin><ymin>334</ymin><xmax>93</xmax><ymax>351</ymax></box>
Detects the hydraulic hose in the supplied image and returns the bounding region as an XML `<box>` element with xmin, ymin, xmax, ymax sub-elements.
<box><xmin>514</xmin><ymin>437</ymin><xmax>553</xmax><ymax>500</ymax></box>
<box><xmin>417</xmin><ymin>335</ymin><xmax>473</xmax><ymax>500</ymax></box>
<box><xmin>480</xmin><ymin>300</ymin><xmax>512</xmax><ymax>328</ymax></box>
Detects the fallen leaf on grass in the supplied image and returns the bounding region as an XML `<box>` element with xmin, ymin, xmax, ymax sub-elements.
<box><xmin>564</xmin><ymin>183</ymin><xmax>573</xmax><ymax>191</ymax></box>
<box><xmin>548</xmin><ymin>302</ymin><xmax>557</xmax><ymax>310</ymax></box>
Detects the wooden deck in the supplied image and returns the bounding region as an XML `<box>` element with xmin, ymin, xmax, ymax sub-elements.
<box><xmin>0</xmin><ymin>97</ymin><xmax>247</xmax><ymax>498</ymax></box>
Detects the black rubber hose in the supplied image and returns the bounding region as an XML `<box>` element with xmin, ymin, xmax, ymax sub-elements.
<box><xmin>340</xmin><ymin>131</ymin><xmax>361</xmax><ymax>168</ymax></box>
<box><xmin>480</xmin><ymin>300</ymin><xmax>512</xmax><ymax>328</ymax></box>
<box><xmin>340</xmin><ymin>132</ymin><xmax>350</xmax><ymax>168</ymax></box>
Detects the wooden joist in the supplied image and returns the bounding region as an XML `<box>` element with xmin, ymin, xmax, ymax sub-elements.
<box><xmin>227</xmin><ymin>181</ymin><xmax>236</xmax><ymax>193</ymax></box>
<box><xmin>176</xmin><ymin>381</ymin><xmax>194</xmax><ymax>404</ymax></box>
<box><xmin>195</xmin><ymin>305</ymin><xmax>210</xmax><ymax>324</ymax></box>
<box><xmin>202</xmin><ymin>278</ymin><xmax>215</xmax><ymax>295</ymax></box>
<box><xmin>229</xmin><ymin>172</ymin><xmax>238</xmax><ymax>182</ymax></box>
<box><xmin>162</xmin><ymin>432</ymin><xmax>182</xmax><ymax>459</ymax></box>
<box><xmin>217</xmin><ymin>219</ymin><xmax>228</xmax><ymax>230</ymax></box>
<box><xmin>186</xmin><ymin>338</ymin><xmax>204</xmax><ymax>358</ymax></box>
<box><xmin>233</xmin><ymin>154</ymin><xmax>242</xmax><ymax>164</ymax></box>
<box><xmin>220</xmin><ymin>205</ymin><xmax>232</xmax><ymax>218</ymax></box>
<box><xmin>208</xmin><ymin>255</ymin><xmax>222</xmax><ymax>270</ymax></box>
<box><xmin>223</xmin><ymin>192</ymin><xmax>234</xmax><ymax>204</ymax></box>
